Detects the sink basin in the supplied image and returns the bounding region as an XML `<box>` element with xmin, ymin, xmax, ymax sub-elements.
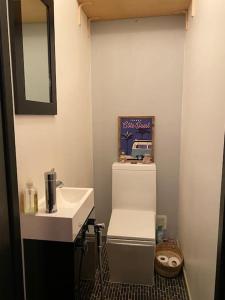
<box><xmin>20</xmin><ymin>187</ymin><xmax>94</xmax><ymax>242</ymax></box>
<box><xmin>57</xmin><ymin>188</ymin><xmax>91</xmax><ymax>206</ymax></box>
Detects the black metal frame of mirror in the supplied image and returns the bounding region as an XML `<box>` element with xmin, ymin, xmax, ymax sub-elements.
<box><xmin>9</xmin><ymin>0</ymin><xmax>57</xmax><ymax>115</ymax></box>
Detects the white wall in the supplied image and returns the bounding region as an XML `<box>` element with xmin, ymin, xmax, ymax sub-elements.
<box><xmin>179</xmin><ymin>1</ymin><xmax>225</xmax><ymax>299</ymax></box>
<box><xmin>91</xmin><ymin>17</ymin><xmax>185</xmax><ymax>236</ymax></box>
<box><xmin>14</xmin><ymin>0</ymin><xmax>93</xmax><ymax>199</ymax></box>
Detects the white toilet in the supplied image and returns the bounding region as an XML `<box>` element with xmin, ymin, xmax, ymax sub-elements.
<box><xmin>107</xmin><ymin>162</ymin><xmax>156</xmax><ymax>285</ymax></box>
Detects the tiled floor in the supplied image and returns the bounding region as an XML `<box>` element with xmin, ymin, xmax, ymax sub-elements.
<box><xmin>80</xmin><ymin>245</ymin><xmax>189</xmax><ymax>300</ymax></box>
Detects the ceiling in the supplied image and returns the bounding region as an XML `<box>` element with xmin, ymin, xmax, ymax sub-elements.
<box><xmin>78</xmin><ymin>0</ymin><xmax>191</xmax><ymax>21</ymax></box>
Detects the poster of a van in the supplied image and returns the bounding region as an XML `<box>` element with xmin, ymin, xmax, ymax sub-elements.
<box><xmin>118</xmin><ymin>116</ymin><xmax>154</xmax><ymax>162</ymax></box>
<box><xmin>131</xmin><ymin>140</ymin><xmax>152</xmax><ymax>159</ymax></box>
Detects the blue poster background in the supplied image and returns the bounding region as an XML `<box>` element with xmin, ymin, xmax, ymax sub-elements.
<box><xmin>119</xmin><ymin>117</ymin><xmax>154</xmax><ymax>156</ymax></box>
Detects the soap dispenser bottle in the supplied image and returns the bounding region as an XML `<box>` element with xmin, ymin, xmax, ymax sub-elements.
<box><xmin>23</xmin><ymin>181</ymin><xmax>38</xmax><ymax>214</ymax></box>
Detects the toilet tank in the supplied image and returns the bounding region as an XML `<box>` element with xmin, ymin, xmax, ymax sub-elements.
<box><xmin>112</xmin><ymin>163</ymin><xmax>156</xmax><ymax>212</ymax></box>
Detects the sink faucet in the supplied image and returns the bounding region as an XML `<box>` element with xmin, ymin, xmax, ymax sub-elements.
<box><xmin>56</xmin><ymin>180</ymin><xmax>64</xmax><ymax>188</ymax></box>
<box><xmin>44</xmin><ymin>169</ymin><xmax>64</xmax><ymax>213</ymax></box>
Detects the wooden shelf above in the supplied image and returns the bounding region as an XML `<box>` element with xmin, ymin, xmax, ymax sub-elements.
<box><xmin>78</xmin><ymin>0</ymin><xmax>191</xmax><ymax>21</ymax></box>
<box><xmin>22</xmin><ymin>0</ymin><xmax>46</xmax><ymax>23</ymax></box>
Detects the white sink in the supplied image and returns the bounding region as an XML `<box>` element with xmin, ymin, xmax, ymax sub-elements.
<box><xmin>20</xmin><ymin>187</ymin><xmax>94</xmax><ymax>242</ymax></box>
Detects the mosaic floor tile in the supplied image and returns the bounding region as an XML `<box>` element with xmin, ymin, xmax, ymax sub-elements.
<box><xmin>80</xmin><ymin>245</ymin><xmax>189</xmax><ymax>300</ymax></box>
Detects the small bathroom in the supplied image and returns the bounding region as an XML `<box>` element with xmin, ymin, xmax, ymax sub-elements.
<box><xmin>0</xmin><ymin>1</ymin><xmax>224</xmax><ymax>300</ymax></box>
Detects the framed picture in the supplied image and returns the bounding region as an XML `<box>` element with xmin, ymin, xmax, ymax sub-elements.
<box><xmin>118</xmin><ymin>116</ymin><xmax>155</xmax><ymax>162</ymax></box>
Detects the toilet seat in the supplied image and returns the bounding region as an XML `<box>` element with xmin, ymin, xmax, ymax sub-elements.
<box><xmin>107</xmin><ymin>208</ymin><xmax>156</xmax><ymax>284</ymax></box>
<box><xmin>107</xmin><ymin>209</ymin><xmax>155</xmax><ymax>242</ymax></box>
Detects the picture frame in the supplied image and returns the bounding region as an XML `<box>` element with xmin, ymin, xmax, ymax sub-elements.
<box><xmin>118</xmin><ymin>116</ymin><xmax>155</xmax><ymax>162</ymax></box>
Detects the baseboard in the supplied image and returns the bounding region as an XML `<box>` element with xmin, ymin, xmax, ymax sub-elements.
<box><xmin>183</xmin><ymin>267</ymin><xmax>192</xmax><ymax>300</ymax></box>
<box><xmin>176</xmin><ymin>240</ymin><xmax>192</xmax><ymax>300</ymax></box>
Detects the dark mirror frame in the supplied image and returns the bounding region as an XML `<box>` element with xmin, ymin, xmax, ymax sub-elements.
<box><xmin>9</xmin><ymin>0</ymin><xmax>57</xmax><ymax>115</ymax></box>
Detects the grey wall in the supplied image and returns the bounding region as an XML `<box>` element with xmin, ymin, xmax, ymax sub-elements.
<box><xmin>91</xmin><ymin>16</ymin><xmax>185</xmax><ymax>237</ymax></box>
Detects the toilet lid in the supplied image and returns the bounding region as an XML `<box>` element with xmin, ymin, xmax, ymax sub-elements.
<box><xmin>107</xmin><ymin>209</ymin><xmax>155</xmax><ymax>241</ymax></box>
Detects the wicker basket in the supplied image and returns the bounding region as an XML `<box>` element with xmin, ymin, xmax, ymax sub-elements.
<box><xmin>155</xmin><ymin>240</ymin><xmax>184</xmax><ymax>278</ymax></box>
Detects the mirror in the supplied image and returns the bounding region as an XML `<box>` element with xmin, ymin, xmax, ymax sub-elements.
<box><xmin>10</xmin><ymin>0</ymin><xmax>57</xmax><ymax>114</ymax></box>
<box><xmin>22</xmin><ymin>0</ymin><xmax>50</xmax><ymax>103</ymax></box>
